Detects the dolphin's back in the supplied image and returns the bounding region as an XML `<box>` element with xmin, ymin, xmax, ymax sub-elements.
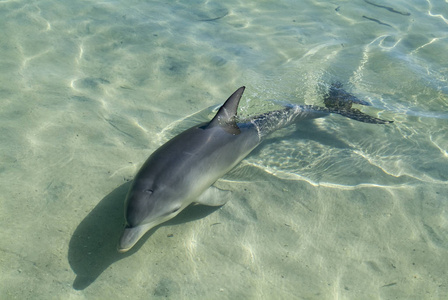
<box><xmin>135</xmin><ymin>122</ymin><xmax>260</xmax><ymax>199</ymax></box>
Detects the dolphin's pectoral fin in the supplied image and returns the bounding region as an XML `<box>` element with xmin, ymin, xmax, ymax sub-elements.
<box><xmin>205</xmin><ymin>86</ymin><xmax>245</xmax><ymax>134</ymax></box>
<box><xmin>194</xmin><ymin>186</ymin><xmax>231</xmax><ymax>206</ymax></box>
<box><xmin>324</xmin><ymin>82</ymin><xmax>393</xmax><ymax>124</ymax></box>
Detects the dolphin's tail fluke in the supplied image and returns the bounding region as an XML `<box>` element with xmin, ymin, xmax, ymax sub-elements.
<box><xmin>323</xmin><ymin>82</ymin><xmax>392</xmax><ymax>124</ymax></box>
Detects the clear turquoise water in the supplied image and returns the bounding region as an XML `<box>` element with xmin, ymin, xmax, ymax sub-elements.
<box><xmin>1</xmin><ymin>0</ymin><xmax>447</xmax><ymax>299</ymax></box>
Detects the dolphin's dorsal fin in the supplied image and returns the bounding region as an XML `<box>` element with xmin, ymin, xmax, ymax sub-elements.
<box><xmin>206</xmin><ymin>86</ymin><xmax>245</xmax><ymax>134</ymax></box>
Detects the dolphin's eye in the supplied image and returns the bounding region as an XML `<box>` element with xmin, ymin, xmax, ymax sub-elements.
<box><xmin>144</xmin><ymin>189</ymin><xmax>153</xmax><ymax>199</ymax></box>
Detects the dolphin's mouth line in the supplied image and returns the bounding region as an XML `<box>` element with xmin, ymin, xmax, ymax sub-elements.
<box><xmin>117</xmin><ymin>246</ymin><xmax>130</xmax><ymax>253</ymax></box>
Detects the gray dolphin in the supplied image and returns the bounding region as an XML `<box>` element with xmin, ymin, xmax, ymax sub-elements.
<box><xmin>118</xmin><ymin>85</ymin><xmax>391</xmax><ymax>252</ymax></box>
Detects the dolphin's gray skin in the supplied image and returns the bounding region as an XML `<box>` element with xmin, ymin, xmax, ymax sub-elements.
<box><xmin>118</xmin><ymin>86</ymin><xmax>391</xmax><ymax>252</ymax></box>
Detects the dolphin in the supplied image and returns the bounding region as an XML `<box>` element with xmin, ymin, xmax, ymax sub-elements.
<box><xmin>118</xmin><ymin>85</ymin><xmax>391</xmax><ymax>252</ymax></box>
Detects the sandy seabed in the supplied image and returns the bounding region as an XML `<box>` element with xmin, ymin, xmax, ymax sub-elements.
<box><xmin>1</xmin><ymin>0</ymin><xmax>447</xmax><ymax>299</ymax></box>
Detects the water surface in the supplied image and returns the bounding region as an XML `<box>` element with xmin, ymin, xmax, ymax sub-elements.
<box><xmin>1</xmin><ymin>0</ymin><xmax>447</xmax><ymax>299</ymax></box>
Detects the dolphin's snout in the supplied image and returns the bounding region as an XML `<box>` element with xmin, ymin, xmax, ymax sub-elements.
<box><xmin>117</xmin><ymin>246</ymin><xmax>130</xmax><ymax>253</ymax></box>
<box><xmin>118</xmin><ymin>226</ymin><xmax>139</xmax><ymax>253</ymax></box>
<box><xmin>117</xmin><ymin>223</ymin><xmax>155</xmax><ymax>253</ymax></box>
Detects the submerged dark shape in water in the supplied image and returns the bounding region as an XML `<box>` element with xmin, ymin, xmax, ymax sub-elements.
<box><xmin>118</xmin><ymin>85</ymin><xmax>392</xmax><ymax>253</ymax></box>
<box><xmin>364</xmin><ymin>0</ymin><xmax>411</xmax><ymax>16</ymax></box>
<box><xmin>362</xmin><ymin>15</ymin><xmax>393</xmax><ymax>27</ymax></box>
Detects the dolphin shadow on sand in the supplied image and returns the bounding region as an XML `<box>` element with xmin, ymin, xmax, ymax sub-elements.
<box><xmin>68</xmin><ymin>182</ymin><xmax>220</xmax><ymax>290</ymax></box>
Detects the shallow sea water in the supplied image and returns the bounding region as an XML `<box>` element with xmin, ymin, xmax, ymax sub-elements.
<box><xmin>1</xmin><ymin>0</ymin><xmax>448</xmax><ymax>299</ymax></box>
